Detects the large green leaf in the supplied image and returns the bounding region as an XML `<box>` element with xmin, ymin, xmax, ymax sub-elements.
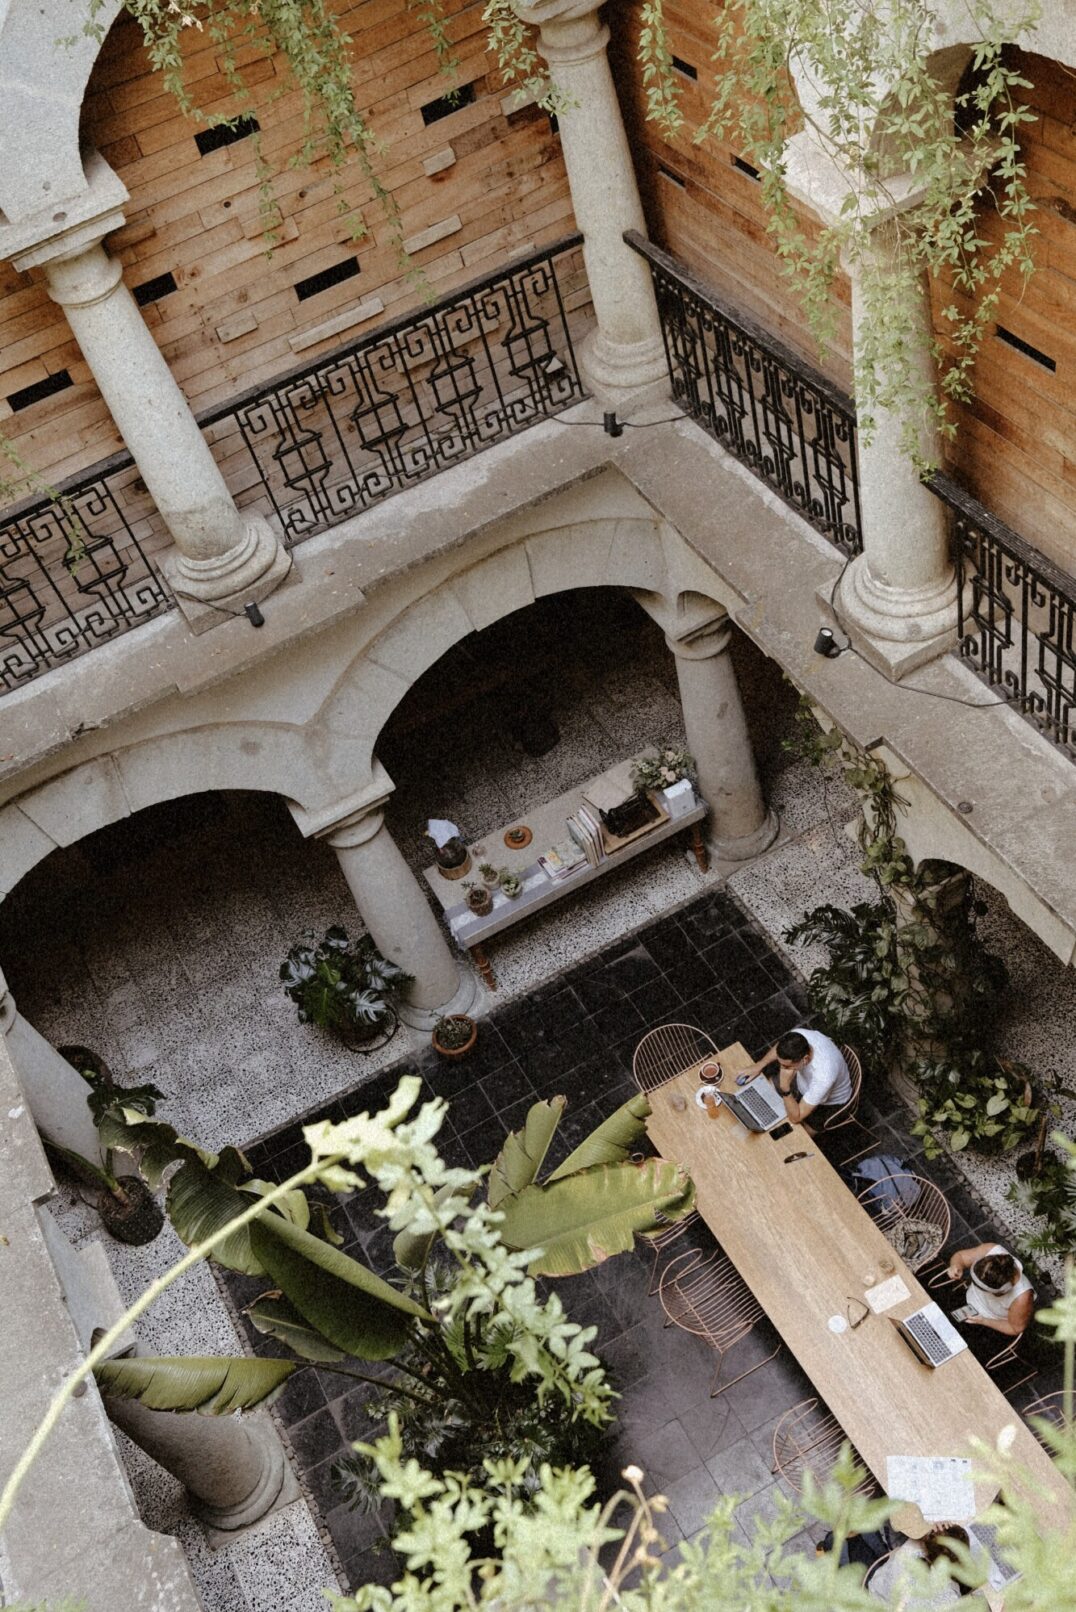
<box><xmin>249</xmin><ymin>1215</ymin><xmax>430</xmax><ymax>1361</ymax></box>
<box><xmin>245</xmin><ymin>1292</ymin><xmax>347</xmax><ymax>1363</ymax></box>
<box><xmin>546</xmin><ymin>1092</ymin><xmax>651</xmax><ymax>1182</ymax></box>
<box><xmin>497</xmin><ymin>1159</ymin><xmax>696</xmax><ymax>1276</ymax></box>
<box><xmin>488</xmin><ymin>1097</ymin><xmax>566</xmax><ymax>1208</ymax></box>
<box><xmin>167</xmin><ymin>1158</ymin><xmax>270</xmax><ymax>1275</ymax></box>
<box><xmin>95</xmin><ymin>1354</ymin><xmax>295</xmax><ymax>1413</ymax></box>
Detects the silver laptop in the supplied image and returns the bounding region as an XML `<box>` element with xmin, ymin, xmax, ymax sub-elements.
<box><xmin>968</xmin><ymin>1522</ymin><xmax>1020</xmax><ymax>1589</ymax></box>
<box><xmin>720</xmin><ymin>1074</ymin><xmax>787</xmax><ymax>1132</ymax></box>
<box><xmin>891</xmin><ymin>1302</ymin><xmax>968</xmax><ymax>1368</ymax></box>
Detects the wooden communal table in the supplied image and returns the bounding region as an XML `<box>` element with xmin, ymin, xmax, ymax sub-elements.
<box><xmin>423</xmin><ymin>765</ymin><xmax>708</xmax><ymax>990</ymax></box>
<box><xmin>646</xmin><ymin>1044</ymin><xmax>1075</xmax><ymax>1538</ymax></box>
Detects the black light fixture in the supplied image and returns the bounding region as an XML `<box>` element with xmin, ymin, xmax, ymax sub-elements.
<box><xmin>813</xmin><ymin>626</ymin><xmax>841</xmax><ymax>659</ymax></box>
<box><xmin>603</xmin><ymin>410</ymin><xmax>623</xmax><ymax>437</ymax></box>
<box><xmin>244</xmin><ymin>601</ymin><xmax>266</xmax><ymax>628</ymax></box>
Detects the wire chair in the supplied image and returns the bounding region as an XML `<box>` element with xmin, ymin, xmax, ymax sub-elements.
<box><xmin>658</xmin><ymin>1246</ymin><xmax>779</xmax><ymax>1396</ymax></box>
<box><xmin>924</xmin><ymin>1268</ymin><xmax>1039</xmax><ymax>1396</ymax></box>
<box><xmin>632</xmin><ymin>1023</ymin><xmax>718</xmax><ymax>1094</ymax></box>
<box><xmin>854</xmin><ymin>1173</ymin><xmax>951</xmax><ymax>1272</ymax></box>
<box><xmin>639</xmin><ymin>1208</ymin><xmax>703</xmax><ymax>1296</ymax></box>
<box><xmin>1023</xmin><ymin>1390</ymin><xmax>1070</xmax><ymax>1449</ymax></box>
<box><xmin>815</xmin><ymin>1045</ymin><xmax>876</xmax><ymax>1167</ymax></box>
<box><xmin>772</xmin><ymin>1397</ymin><xmax>877</xmax><ymax>1497</ymax></box>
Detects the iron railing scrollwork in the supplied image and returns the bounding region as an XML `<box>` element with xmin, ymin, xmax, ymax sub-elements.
<box><xmin>0</xmin><ymin>235</ymin><xmax>587</xmax><ymax>693</ymax></box>
<box><xmin>931</xmin><ymin>472</ymin><xmax>1076</xmax><ymax>762</ymax></box>
<box><xmin>203</xmin><ymin>235</ymin><xmax>586</xmax><ymax>544</ymax></box>
<box><xmin>624</xmin><ymin>230</ymin><xmax>862</xmax><ymax>557</ymax></box>
<box><xmin>0</xmin><ymin>460</ymin><xmax>176</xmax><ymax>692</ymax></box>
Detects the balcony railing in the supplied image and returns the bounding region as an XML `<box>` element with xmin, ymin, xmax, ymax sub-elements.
<box><xmin>0</xmin><ymin>235</ymin><xmax>587</xmax><ymax>693</ymax></box>
<box><xmin>626</xmin><ymin>230</ymin><xmax>862</xmax><ymax>557</ymax></box>
<box><xmin>931</xmin><ymin>473</ymin><xmax>1076</xmax><ymax>762</ymax></box>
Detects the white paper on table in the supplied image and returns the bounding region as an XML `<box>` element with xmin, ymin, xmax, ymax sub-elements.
<box><xmin>886</xmin><ymin>1455</ymin><xmax>976</xmax><ymax>1522</ymax></box>
<box><xmin>865</xmin><ymin>1275</ymin><xmax>910</xmax><ymax>1313</ymax></box>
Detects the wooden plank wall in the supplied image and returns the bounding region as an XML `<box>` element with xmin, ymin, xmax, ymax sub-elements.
<box><xmin>937</xmin><ymin>50</ymin><xmax>1076</xmax><ymax>575</ymax></box>
<box><xmin>0</xmin><ymin>0</ymin><xmax>577</xmax><ymax>485</ymax></box>
<box><xmin>609</xmin><ymin>0</ymin><xmax>853</xmax><ymax>392</ymax></box>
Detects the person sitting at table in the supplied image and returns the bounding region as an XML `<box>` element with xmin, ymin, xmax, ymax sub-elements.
<box><xmin>866</xmin><ymin>1525</ymin><xmax>982</xmax><ymax>1605</ymax></box>
<box><xmin>943</xmin><ymin>1243</ymin><xmax>1035</xmax><ymax>1360</ymax></box>
<box><xmin>738</xmin><ymin>1027</ymin><xmax>852</xmax><ymax>1130</ymax></box>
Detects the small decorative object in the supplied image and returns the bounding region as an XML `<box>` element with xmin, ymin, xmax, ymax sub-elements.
<box><xmin>466</xmin><ymin>881</ymin><xmax>493</xmax><ymax>917</ymax></box>
<box><xmin>479</xmin><ymin>861</ymin><xmax>500</xmax><ymax>887</ymax></box>
<box><xmin>280</xmin><ymin>927</ymin><xmax>412</xmax><ymax>1050</ymax></box>
<box><xmin>431</xmin><ymin>1014</ymin><xmax>478</xmax><ymax>1060</ymax></box>
<box><xmin>662</xmin><ymin>776</ymin><xmax>697</xmax><ymax>820</ymax></box>
<box><xmin>504</xmin><ymin>825</ymin><xmax>532</xmax><ymax>849</ymax></box>
<box><xmin>631</xmin><ymin>745</ymin><xmax>696</xmax><ymax>795</ymax></box>
<box><xmin>499</xmin><ymin>869</ymin><xmax>523</xmax><ymax>899</ymax></box>
<box><xmin>427</xmin><ymin>818</ymin><xmax>471</xmax><ymax>880</ymax></box>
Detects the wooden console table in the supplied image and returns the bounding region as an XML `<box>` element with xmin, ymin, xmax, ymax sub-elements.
<box><xmin>422</xmin><ymin>763</ymin><xmax>708</xmax><ymax>990</ymax></box>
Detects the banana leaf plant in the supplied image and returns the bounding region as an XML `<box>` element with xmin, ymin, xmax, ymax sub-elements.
<box><xmin>94</xmin><ymin>1087</ymin><xmax>695</xmax><ymax>1483</ymax></box>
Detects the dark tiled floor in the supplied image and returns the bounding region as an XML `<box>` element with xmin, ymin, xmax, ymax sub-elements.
<box><xmin>223</xmin><ymin>886</ymin><xmax>1060</xmax><ymax>1591</ymax></box>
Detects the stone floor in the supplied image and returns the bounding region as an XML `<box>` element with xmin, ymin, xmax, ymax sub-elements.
<box><xmin>223</xmin><ymin>883</ymin><xmax>1063</xmax><ymax>1595</ymax></box>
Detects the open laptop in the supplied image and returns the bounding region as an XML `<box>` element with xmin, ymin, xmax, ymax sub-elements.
<box><xmin>968</xmin><ymin>1522</ymin><xmax>1020</xmax><ymax>1589</ymax></box>
<box><xmin>890</xmin><ymin>1301</ymin><xmax>968</xmax><ymax>1368</ymax></box>
<box><xmin>719</xmin><ymin>1073</ymin><xmax>787</xmax><ymax>1132</ymax></box>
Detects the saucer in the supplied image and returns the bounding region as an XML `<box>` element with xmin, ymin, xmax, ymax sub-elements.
<box><xmin>694</xmin><ymin>1084</ymin><xmax>722</xmax><ymax>1110</ymax></box>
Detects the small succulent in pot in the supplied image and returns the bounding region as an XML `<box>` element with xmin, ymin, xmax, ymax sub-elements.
<box><xmin>431</xmin><ymin>1014</ymin><xmax>478</xmax><ymax>1059</ymax></box>
<box><xmin>499</xmin><ymin>869</ymin><xmax>523</xmax><ymax>899</ymax></box>
<box><xmin>479</xmin><ymin>862</ymin><xmax>499</xmax><ymax>887</ymax></box>
<box><xmin>465</xmin><ymin>881</ymin><xmax>493</xmax><ymax>917</ymax></box>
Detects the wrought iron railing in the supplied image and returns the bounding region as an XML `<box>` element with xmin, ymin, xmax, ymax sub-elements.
<box><xmin>0</xmin><ymin>457</ymin><xmax>176</xmax><ymax>693</ymax></box>
<box><xmin>202</xmin><ymin>234</ymin><xmax>587</xmax><ymax>545</ymax></box>
<box><xmin>625</xmin><ymin>230</ymin><xmax>862</xmax><ymax>557</ymax></box>
<box><xmin>0</xmin><ymin>235</ymin><xmax>588</xmax><ymax>692</ymax></box>
<box><xmin>931</xmin><ymin>472</ymin><xmax>1076</xmax><ymax>761</ymax></box>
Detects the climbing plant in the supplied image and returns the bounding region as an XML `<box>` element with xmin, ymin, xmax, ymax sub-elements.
<box><xmin>781</xmin><ymin>700</ymin><xmax>1063</xmax><ymax>1159</ymax></box>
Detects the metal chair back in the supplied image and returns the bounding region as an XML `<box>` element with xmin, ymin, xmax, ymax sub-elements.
<box><xmin>772</xmin><ymin>1396</ymin><xmax>876</xmax><ymax>1497</ymax></box>
<box><xmin>658</xmin><ymin>1245</ymin><xmax>779</xmax><ymax>1395</ymax></box>
<box><xmin>818</xmin><ymin>1044</ymin><xmax>863</xmax><ymax>1133</ymax></box>
<box><xmin>855</xmin><ymin>1172</ymin><xmax>951</xmax><ymax>1272</ymax></box>
<box><xmin>632</xmin><ymin>1023</ymin><xmax>718</xmax><ymax>1093</ymax></box>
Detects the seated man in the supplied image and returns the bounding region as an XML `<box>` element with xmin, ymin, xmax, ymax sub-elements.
<box><xmin>944</xmin><ymin>1244</ymin><xmax>1034</xmax><ymax>1357</ymax></box>
<box><xmin>739</xmin><ymin>1028</ymin><xmax>852</xmax><ymax>1130</ymax></box>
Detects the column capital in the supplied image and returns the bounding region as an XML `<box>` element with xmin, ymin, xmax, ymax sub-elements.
<box><xmin>3</xmin><ymin>151</ymin><xmax>128</xmax><ymax>273</ymax></box>
<box><xmin>664</xmin><ymin>612</ymin><xmax>732</xmax><ymax>661</ymax></box>
<box><xmin>290</xmin><ymin>762</ymin><xmax>397</xmax><ymax>844</ymax></box>
<box><xmin>511</xmin><ymin>0</ymin><xmax>607</xmax><ymax>61</ymax></box>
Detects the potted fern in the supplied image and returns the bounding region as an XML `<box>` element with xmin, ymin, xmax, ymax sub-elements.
<box><xmin>280</xmin><ymin>927</ymin><xmax>412</xmax><ymax>1050</ymax></box>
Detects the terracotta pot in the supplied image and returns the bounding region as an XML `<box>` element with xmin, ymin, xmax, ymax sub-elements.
<box><xmin>432</xmin><ymin>1016</ymin><xmax>478</xmax><ymax>1060</ymax></box>
<box><xmin>468</xmin><ymin>888</ymin><xmax>493</xmax><ymax>916</ymax></box>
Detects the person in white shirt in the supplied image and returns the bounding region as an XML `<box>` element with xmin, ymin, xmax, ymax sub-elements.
<box><xmin>738</xmin><ymin>1028</ymin><xmax>852</xmax><ymax>1129</ymax></box>
<box><xmin>945</xmin><ymin>1243</ymin><xmax>1034</xmax><ymax>1350</ymax></box>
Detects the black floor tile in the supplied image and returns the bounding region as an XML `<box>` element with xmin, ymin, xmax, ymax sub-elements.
<box><xmin>573</xmin><ymin>970</ymin><xmax>626</xmax><ymax>1015</ymax></box>
<box><xmin>602</xmin><ymin>944</ymin><xmax>663</xmax><ymax>994</ymax></box>
<box><xmin>287</xmin><ymin>1403</ymin><xmax>348</xmax><ymax>1470</ymax></box>
<box><xmin>590</xmin><ymin>997</ymin><xmax>646</xmax><ymax>1042</ymax></box>
<box><xmin>638</xmin><ymin>920</ymin><xmax>693</xmax><ymax>973</ymax></box>
<box><xmin>629</xmin><ymin>974</ymin><xmax>684</xmax><ymax>1022</ymax></box>
<box><xmin>274</xmin><ymin>1365</ymin><xmax>329</xmax><ymax>1427</ymax></box>
<box><xmin>480</xmin><ymin>1058</ymin><xmax>538</xmax><ymax>1112</ymax></box>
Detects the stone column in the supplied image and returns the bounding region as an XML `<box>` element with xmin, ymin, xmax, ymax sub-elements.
<box><xmin>666</xmin><ymin>616</ymin><xmax>778</xmax><ymax>859</ymax></box>
<box><xmin>835</xmin><ymin>221</ymin><xmax>958</xmax><ymax>672</ymax></box>
<box><xmin>308</xmin><ymin>768</ymin><xmax>476</xmax><ymax>1026</ymax></box>
<box><xmin>5</xmin><ymin>155</ymin><xmax>290</xmax><ymax>621</ymax></box>
<box><xmin>104</xmin><ymin>1392</ymin><xmax>290</xmax><ymax>1533</ymax></box>
<box><xmin>0</xmin><ymin>966</ymin><xmax>102</xmax><ymax>1160</ymax></box>
<box><xmin>513</xmin><ymin>0</ymin><xmax>667</xmax><ymax>406</ymax></box>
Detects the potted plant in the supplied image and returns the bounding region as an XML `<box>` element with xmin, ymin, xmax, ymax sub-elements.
<box><xmin>499</xmin><ymin>868</ymin><xmax>523</xmax><ymax>899</ymax></box>
<box><xmin>465</xmin><ymin>881</ymin><xmax>493</xmax><ymax>917</ymax></box>
<box><xmin>431</xmin><ymin>1014</ymin><xmax>478</xmax><ymax>1059</ymax></box>
<box><xmin>479</xmin><ymin>862</ymin><xmax>499</xmax><ymax>887</ymax></box>
<box><xmin>280</xmin><ymin>927</ymin><xmax>413</xmax><ymax>1050</ymax></box>
<box><xmin>631</xmin><ymin>745</ymin><xmax>696</xmax><ymax>794</ymax></box>
<box><xmin>44</xmin><ymin>1054</ymin><xmax>168</xmax><ymax>1245</ymax></box>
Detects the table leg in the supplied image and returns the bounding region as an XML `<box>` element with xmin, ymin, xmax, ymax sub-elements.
<box><xmin>472</xmin><ymin>944</ymin><xmax>497</xmax><ymax>991</ymax></box>
<box><xmin>690</xmin><ymin>823</ymin><xmax>710</xmax><ymax>874</ymax></box>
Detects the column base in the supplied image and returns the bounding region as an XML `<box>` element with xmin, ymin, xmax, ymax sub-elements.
<box><xmin>579</xmin><ymin>327</ymin><xmax>670</xmax><ymax>411</ymax></box>
<box><xmin>710</xmin><ymin>808</ymin><xmax>780</xmax><ymax>863</ymax></box>
<box><xmin>192</xmin><ymin>1418</ymin><xmax>297</xmax><ymax>1541</ymax></box>
<box><xmin>165</xmin><ymin>515</ymin><xmax>293</xmax><ymax>629</ymax></box>
<box><xmin>397</xmin><ymin>963</ymin><xmax>478</xmax><ymax>1030</ymax></box>
<box><xmin>828</xmin><ymin>553</ymin><xmax>961</xmax><ymax>678</ymax></box>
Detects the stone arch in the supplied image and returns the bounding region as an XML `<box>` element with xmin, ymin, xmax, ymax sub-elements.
<box><xmin>0</xmin><ymin>0</ymin><xmax>126</xmax><ymax>223</ymax></box>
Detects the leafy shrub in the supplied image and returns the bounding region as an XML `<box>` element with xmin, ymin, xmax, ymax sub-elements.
<box><xmin>280</xmin><ymin>926</ymin><xmax>412</xmax><ymax>1039</ymax></box>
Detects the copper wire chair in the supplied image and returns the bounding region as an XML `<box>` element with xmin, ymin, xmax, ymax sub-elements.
<box><xmin>632</xmin><ymin>1023</ymin><xmax>718</xmax><ymax>1094</ymax></box>
<box><xmin>658</xmin><ymin>1246</ymin><xmax>779</xmax><ymax>1396</ymax></box>
<box><xmin>771</xmin><ymin>1397</ymin><xmax>877</xmax><ymax>1497</ymax></box>
<box><xmin>640</xmin><ymin>1208</ymin><xmax>703</xmax><ymax>1296</ymax></box>
<box><xmin>1024</xmin><ymin>1391</ymin><xmax>1070</xmax><ymax>1449</ymax></box>
<box><xmin>815</xmin><ymin>1045</ymin><xmax>876</xmax><ymax>1166</ymax></box>
<box><xmin>855</xmin><ymin>1172</ymin><xmax>951</xmax><ymax>1272</ymax></box>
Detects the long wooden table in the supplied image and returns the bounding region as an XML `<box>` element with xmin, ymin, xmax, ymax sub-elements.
<box><xmin>646</xmin><ymin>1045</ymin><xmax>1075</xmax><ymax>1537</ymax></box>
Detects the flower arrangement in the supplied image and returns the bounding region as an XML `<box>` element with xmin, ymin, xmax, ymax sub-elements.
<box><xmin>631</xmin><ymin>746</ymin><xmax>695</xmax><ymax>794</ymax></box>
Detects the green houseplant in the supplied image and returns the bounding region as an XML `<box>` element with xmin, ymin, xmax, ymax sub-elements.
<box><xmin>281</xmin><ymin>927</ymin><xmax>412</xmax><ymax>1049</ymax></box>
<box><xmin>498</xmin><ymin>869</ymin><xmax>523</xmax><ymax>900</ymax></box>
<box><xmin>431</xmin><ymin>1014</ymin><xmax>478</xmax><ymax>1059</ymax></box>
